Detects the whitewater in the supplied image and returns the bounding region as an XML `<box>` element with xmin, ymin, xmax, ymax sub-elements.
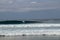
<box><xmin>0</xmin><ymin>23</ymin><xmax>60</xmax><ymax>35</ymax></box>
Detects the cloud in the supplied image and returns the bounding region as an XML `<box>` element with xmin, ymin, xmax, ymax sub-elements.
<box><xmin>0</xmin><ymin>0</ymin><xmax>60</xmax><ymax>12</ymax></box>
<box><xmin>31</xmin><ymin>2</ymin><xmax>37</xmax><ymax>4</ymax></box>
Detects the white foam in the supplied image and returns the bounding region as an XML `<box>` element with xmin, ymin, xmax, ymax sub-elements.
<box><xmin>0</xmin><ymin>23</ymin><xmax>60</xmax><ymax>35</ymax></box>
<box><xmin>0</xmin><ymin>23</ymin><xmax>60</xmax><ymax>27</ymax></box>
<box><xmin>0</xmin><ymin>30</ymin><xmax>60</xmax><ymax>35</ymax></box>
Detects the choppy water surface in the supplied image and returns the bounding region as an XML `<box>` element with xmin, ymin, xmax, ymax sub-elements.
<box><xmin>0</xmin><ymin>20</ymin><xmax>60</xmax><ymax>40</ymax></box>
<box><xmin>0</xmin><ymin>23</ymin><xmax>60</xmax><ymax>35</ymax></box>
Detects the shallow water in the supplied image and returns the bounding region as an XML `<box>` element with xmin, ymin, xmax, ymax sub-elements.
<box><xmin>0</xmin><ymin>36</ymin><xmax>60</xmax><ymax>40</ymax></box>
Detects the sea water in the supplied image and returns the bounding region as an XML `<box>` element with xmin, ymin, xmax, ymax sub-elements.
<box><xmin>0</xmin><ymin>23</ymin><xmax>60</xmax><ymax>35</ymax></box>
<box><xmin>0</xmin><ymin>20</ymin><xmax>60</xmax><ymax>40</ymax></box>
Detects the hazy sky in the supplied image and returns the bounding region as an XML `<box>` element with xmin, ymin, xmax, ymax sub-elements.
<box><xmin>0</xmin><ymin>0</ymin><xmax>60</xmax><ymax>20</ymax></box>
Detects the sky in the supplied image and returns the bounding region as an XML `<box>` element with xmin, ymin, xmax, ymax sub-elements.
<box><xmin>0</xmin><ymin>0</ymin><xmax>60</xmax><ymax>20</ymax></box>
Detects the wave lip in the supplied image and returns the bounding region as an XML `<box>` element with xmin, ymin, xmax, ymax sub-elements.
<box><xmin>0</xmin><ymin>23</ymin><xmax>60</xmax><ymax>27</ymax></box>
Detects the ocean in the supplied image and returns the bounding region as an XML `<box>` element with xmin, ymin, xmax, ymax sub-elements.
<box><xmin>0</xmin><ymin>20</ymin><xmax>60</xmax><ymax>40</ymax></box>
<box><xmin>0</xmin><ymin>23</ymin><xmax>60</xmax><ymax>35</ymax></box>
<box><xmin>0</xmin><ymin>35</ymin><xmax>60</xmax><ymax>40</ymax></box>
